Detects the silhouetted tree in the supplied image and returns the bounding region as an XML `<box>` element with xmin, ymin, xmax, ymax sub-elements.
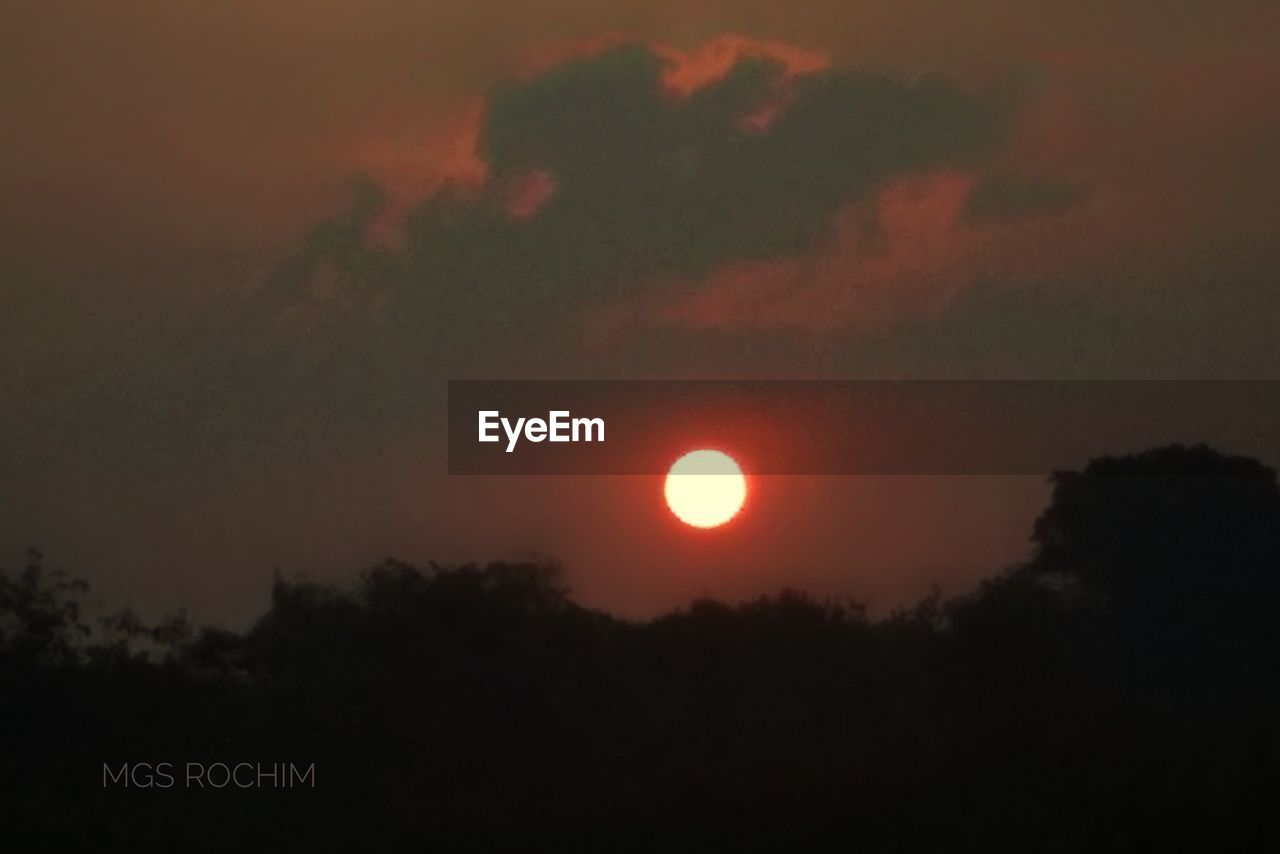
<box><xmin>0</xmin><ymin>548</ymin><xmax>89</xmax><ymax>666</ymax></box>
<box><xmin>1031</xmin><ymin>444</ymin><xmax>1280</xmax><ymax>648</ymax></box>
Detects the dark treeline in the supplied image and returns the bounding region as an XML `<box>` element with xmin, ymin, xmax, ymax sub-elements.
<box><xmin>3</xmin><ymin>444</ymin><xmax>1279</xmax><ymax>851</ymax></box>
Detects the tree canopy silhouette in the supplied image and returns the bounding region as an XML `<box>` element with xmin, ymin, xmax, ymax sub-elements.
<box><xmin>1032</xmin><ymin>444</ymin><xmax>1280</xmax><ymax>643</ymax></box>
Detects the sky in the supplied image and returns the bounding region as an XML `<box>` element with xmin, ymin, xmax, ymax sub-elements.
<box><xmin>3</xmin><ymin>1</ymin><xmax>1279</xmax><ymax>624</ymax></box>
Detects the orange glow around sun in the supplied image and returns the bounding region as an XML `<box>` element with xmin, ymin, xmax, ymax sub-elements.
<box><xmin>664</xmin><ymin>450</ymin><xmax>747</xmax><ymax>529</ymax></box>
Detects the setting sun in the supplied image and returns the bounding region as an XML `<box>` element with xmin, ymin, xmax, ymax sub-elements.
<box><xmin>664</xmin><ymin>449</ymin><xmax>747</xmax><ymax>528</ymax></box>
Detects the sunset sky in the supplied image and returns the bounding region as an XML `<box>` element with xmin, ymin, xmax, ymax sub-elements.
<box><xmin>3</xmin><ymin>1</ymin><xmax>1278</xmax><ymax>624</ymax></box>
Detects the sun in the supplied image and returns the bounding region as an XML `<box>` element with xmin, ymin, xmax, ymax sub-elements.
<box><xmin>664</xmin><ymin>449</ymin><xmax>747</xmax><ymax>529</ymax></box>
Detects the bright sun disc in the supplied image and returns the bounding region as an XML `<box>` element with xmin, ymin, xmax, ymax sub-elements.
<box><xmin>664</xmin><ymin>450</ymin><xmax>747</xmax><ymax>529</ymax></box>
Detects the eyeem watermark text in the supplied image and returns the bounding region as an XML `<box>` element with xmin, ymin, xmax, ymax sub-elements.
<box><xmin>478</xmin><ymin>409</ymin><xmax>604</xmax><ymax>452</ymax></box>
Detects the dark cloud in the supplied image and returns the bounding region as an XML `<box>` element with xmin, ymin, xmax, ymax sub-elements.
<box><xmin>477</xmin><ymin>46</ymin><xmax>1001</xmax><ymax>289</ymax></box>
<box><xmin>961</xmin><ymin>173</ymin><xmax>1085</xmax><ymax>224</ymax></box>
<box><xmin>257</xmin><ymin>42</ymin><xmax>1010</xmax><ymax>348</ymax></box>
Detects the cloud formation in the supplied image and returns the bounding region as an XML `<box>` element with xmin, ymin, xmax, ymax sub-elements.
<box><xmin>254</xmin><ymin>39</ymin><xmax>1019</xmax><ymax>352</ymax></box>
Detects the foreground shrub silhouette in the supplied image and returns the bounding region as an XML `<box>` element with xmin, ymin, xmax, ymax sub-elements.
<box><xmin>2</xmin><ymin>444</ymin><xmax>1278</xmax><ymax>851</ymax></box>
